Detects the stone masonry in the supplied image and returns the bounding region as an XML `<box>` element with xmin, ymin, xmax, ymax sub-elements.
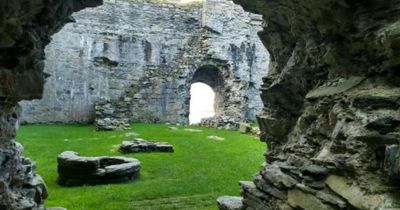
<box><xmin>20</xmin><ymin>0</ymin><xmax>270</xmax><ymax>130</ymax></box>
<box><xmin>218</xmin><ymin>0</ymin><xmax>400</xmax><ymax>209</ymax></box>
<box><xmin>2</xmin><ymin>0</ymin><xmax>399</xmax><ymax>209</ymax></box>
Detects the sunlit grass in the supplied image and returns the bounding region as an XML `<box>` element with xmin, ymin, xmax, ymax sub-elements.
<box><xmin>17</xmin><ymin>123</ymin><xmax>265</xmax><ymax>210</ymax></box>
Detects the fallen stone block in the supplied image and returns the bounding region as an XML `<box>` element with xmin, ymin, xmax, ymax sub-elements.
<box><xmin>119</xmin><ymin>138</ymin><xmax>174</xmax><ymax>153</ymax></box>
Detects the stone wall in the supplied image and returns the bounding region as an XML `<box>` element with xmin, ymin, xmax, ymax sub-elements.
<box><xmin>0</xmin><ymin>1</ymin><xmax>102</xmax><ymax>209</ymax></box>
<box><xmin>20</xmin><ymin>0</ymin><xmax>269</xmax><ymax>127</ymax></box>
<box><xmin>227</xmin><ymin>0</ymin><xmax>400</xmax><ymax>209</ymax></box>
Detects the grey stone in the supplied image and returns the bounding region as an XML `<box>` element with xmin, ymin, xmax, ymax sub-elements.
<box><xmin>315</xmin><ymin>191</ymin><xmax>347</xmax><ymax>209</ymax></box>
<box><xmin>352</xmin><ymin>95</ymin><xmax>400</xmax><ymax>111</ymax></box>
<box><xmin>57</xmin><ymin>151</ymin><xmax>141</xmax><ymax>186</ymax></box>
<box><xmin>239</xmin><ymin>123</ymin><xmax>251</xmax><ymax>134</ymax></box>
<box><xmin>354</xmin><ymin>133</ymin><xmax>399</xmax><ymax>145</ymax></box>
<box><xmin>366</xmin><ymin>117</ymin><xmax>400</xmax><ymax>134</ymax></box>
<box><xmin>119</xmin><ymin>139</ymin><xmax>174</xmax><ymax>153</ymax></box>
<box><xmin>325</xmin><ymin>175</ymin><xmax>384</xmax><ymax>210</ymax></box>
<box><xmin>2</xmin><ymin>0</ymin><xmax>400</xmax><ymax>210</ymax></box>
<box><xmin>301</xmin><ymin>165</ymin><xmax>329</xmax><ymax>179</ymax></box>
<box><xmin>260</xmin><ymin>164</ymin><xmax>298</xmax><ymax>189</ymax></box>
<box><xmin>0</xmin><ymin>1</ymin><xmax>102</xmax><ymax>209</ymax></box>
<box><xmin>229</xmin><ymin>0</ymin><xmax>400</xmax><ymax>209</ymax></box>
<box><xmin>306</xmin><ymin>77</ymin><xmax>365</xmax><ymax>99</ymax></box>
<box><xmin>287</xmin><ymin>188</ymin><xmax>335</xmax><ymax>210</ymax></box>
<box><xmin>240</xmin><ymin>181</ymin><xmax>272</xmax><ymax>201</ymax></box>
<box><xmin>384</xmin><ymin>145</ymin><xmax>400</xmax><ymax>179</ymax></box>
<box><xmin>184</xmin><ymin>128</ymin><xmax>202</xmax><ymax>133</ymax></box>
<box><xmin>20</xmin><ymin>0</ymin><xmax>270</xmax><ymax>129</ymax></box>
<box><xmin>253</xmin><ymin>175</ymin><xmax>287</xmax><ymax>200</ymax></box>
<box><xmin>217</xmin><ymin>196</ymin><xmax>244</xmax><ymax>210</ymax></box>
<box><xmin>207</xmin><ymin>136</ymin><xmax>225</xmax><ymax>141</ymax></box>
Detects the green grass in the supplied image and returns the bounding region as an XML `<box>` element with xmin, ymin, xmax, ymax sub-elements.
<box><xmin>17</xmin><ymin>123</ymin><xmax>266</xmax><ymax>210</ymax></box>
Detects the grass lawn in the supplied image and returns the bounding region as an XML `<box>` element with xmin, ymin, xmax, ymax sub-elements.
<box><xmin>17</xmin><ymin>123</ymin><xmax>266</xmax><ymax>210</ymax></box>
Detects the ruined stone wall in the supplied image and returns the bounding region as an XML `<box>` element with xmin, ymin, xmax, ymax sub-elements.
<box><xmin>0</xmin><ymin>1</ymin><xmax>102</xmax><ymax>209</ymax></box>
<box><xmin>226</xmin><ymin>0</ymin><xmax>400</xmax><ymax>209</ymax></box>
<box><xmin>20</xmin><ymin>0</ymin><xmax>269</xmax><ymax>126</ymax></box>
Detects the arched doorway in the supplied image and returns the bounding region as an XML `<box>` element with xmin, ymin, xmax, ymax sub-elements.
<box><xmin>188</xmin><ymin>64</ymin><xmax>225</xmax><ymax>124</ymax></box>
<box><xmin>189</xmin><ymin>82</ymin><xmax>216</xmax><ymax>124</ymax></box>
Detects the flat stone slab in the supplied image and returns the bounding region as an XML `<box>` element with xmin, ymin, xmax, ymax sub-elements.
<box><xmin>119</xmin><ymin>138</ymin><xmax>174</xmax><ymax>153</ymax></box>
<box><xmin>207</xmin><ymin>136</ymin><xmax>225</xmax><ymax>141</ymax></box>
<box><xmin>184</xmin><ymin>128</ymin><xmax>202</xmax><ymax>132</ymax></box>
<box><xmin>57</xmin><ymin>151</ymin><xmax>141</xmax><ymax>186</ymax></box>
<box><xmin>306</xmin><ymin>77</ymin><xmax>365</xmax><ymax>99</ymax></box>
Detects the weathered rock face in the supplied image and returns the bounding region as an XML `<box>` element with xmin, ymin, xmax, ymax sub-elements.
<box><xmin>228</xmin><ymin>0</ymin><xmax>400</xmax><ymax>209</ymax></box>
<box><xmin>20</xmin><ymin>0</ymin><xmax>269</xmax><ymax>129</ymax></box>
<box><xmin>0</xmin><ymin>0</ymin><xmax>102</xmax><ymax>209</ymax></box>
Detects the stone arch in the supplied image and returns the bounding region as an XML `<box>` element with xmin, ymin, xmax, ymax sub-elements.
<box><xmin>182</xmin><ymin>60</ymin><xmax>246</xmax><ymax>128</ymax></box>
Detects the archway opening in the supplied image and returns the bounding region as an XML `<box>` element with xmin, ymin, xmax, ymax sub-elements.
<box><xmin>189</xmin><ymin>82</ymin><xmax>216</xmax><ymax>124</ymax></box>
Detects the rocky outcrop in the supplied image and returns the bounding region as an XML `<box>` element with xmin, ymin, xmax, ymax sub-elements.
<box><xmin>0</xmin><ymin>1</ymin><xmax>102</xmax><ymax>209</ymax></box>
<box><xmin>224</xmin><ymin>0</ymin><xmax>400</xmax><ymax>209</ymax></box>
<box><xmin>20</xmin><ymin>0</ymin><xmax>270</xmax><ymax>130</ymax></box>
<box><xmin>119</xmin><ymin>139</ymin><xmax>174</xmax><ymax>153</ymax></box>
<box><xmin>57</xmin><ymin>151</ymin><xmax>141</xmax><ymax>186</ymax></box>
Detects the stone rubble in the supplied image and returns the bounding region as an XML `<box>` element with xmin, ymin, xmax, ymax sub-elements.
<box><xmin>119</xmin><ymin>139</ymin><xmax>174</xmax><ymax>153</ymax></box>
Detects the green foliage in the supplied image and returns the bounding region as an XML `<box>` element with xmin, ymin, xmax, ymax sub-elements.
<box><xmin>17</xmin><ymin>123</ymin><xmax>265</xmax><ymax>210</ymax></box>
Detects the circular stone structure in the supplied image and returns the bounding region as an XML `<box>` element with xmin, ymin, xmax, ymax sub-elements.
<box><xmin>57</xmin><ymin>151</ymin><xmax>141</xmax><ymax>186</ymax></box>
